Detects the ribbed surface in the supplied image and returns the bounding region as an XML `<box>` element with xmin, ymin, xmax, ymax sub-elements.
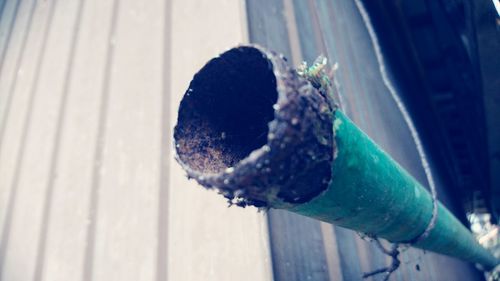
<box><xmin>0</xmin><ymin>0</ymin><xmax>272</xmax><ymax>281</ymax></box>
<box><xmin>0</xmin><ymin>0</ymin><xmax>163</xmax><ymax>280</ymax></box>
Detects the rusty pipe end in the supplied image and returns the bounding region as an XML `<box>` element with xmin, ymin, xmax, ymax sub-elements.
<box><xmin>174</xmin><ymin>45</ymin><xmax>335</xmax><ymax>208</ymax></box>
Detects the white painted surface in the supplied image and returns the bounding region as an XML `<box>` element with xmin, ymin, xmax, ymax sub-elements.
<box><xmin>0</xmin><ymin>0</ymin><xmax>273</xmax><ymax>280</ymax></box>
<box><xmin>0</xmin><ymin>1</ymin><xmax>55</xmax><ymax>279</ymax></box>
<box><xmin>167</xmin><ymin>1</ymin><xmax>272</xmax><ymax>281</ymax></box>
<box><xmin>0</xmin><ymin>0</ymin><xmax>35</xmax><ymax>245</ymax></box>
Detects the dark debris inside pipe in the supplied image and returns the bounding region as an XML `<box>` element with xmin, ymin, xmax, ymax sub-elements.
<box><xmin>174</xmin><ymin>46</ymin><xmax>335</xmax><ymax>207</ymax></box>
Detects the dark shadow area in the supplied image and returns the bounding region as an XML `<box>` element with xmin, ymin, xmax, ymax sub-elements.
<box><xmin>175</xmin><ymin>47</ymin><xmax>278</xmax><ymax>173</ymax></box>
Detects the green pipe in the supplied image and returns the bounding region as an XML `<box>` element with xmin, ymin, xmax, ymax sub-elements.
<box><xmin>174</xmin><ymin>45</ymin><xmax>498</xmax><ymax>269</ymax></box>
<box><xmin>289</xmin><ymin>110</ymin><xmax>497</xmax><ymax>268</ymax></box>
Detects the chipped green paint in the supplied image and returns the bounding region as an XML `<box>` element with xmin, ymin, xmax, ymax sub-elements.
<box><xmin>333</xmin><ymin>117</ymin><xmax>342</xmax><ymax>132</ymax></box>
<box><xmin>278</xmin><ymin>110</ymin><xmax>499</xmax><ymax>269</ymax></box>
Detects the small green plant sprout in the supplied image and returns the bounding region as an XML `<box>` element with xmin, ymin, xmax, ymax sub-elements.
<box><xmin>296</xmin><ymin>55</ymin><xmax>337</xmax><ymax>91</ymax></box>
<box><xmin>297</xmin><ymin>55</ymin><xmax>339</xmax><ymax>109</ymax></box>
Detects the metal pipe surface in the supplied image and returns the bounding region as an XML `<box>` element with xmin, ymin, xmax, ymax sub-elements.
<box><xmin>173</xmin><ymin>45</ymin><xmax>498</xmax><ymax>269</ymax></box>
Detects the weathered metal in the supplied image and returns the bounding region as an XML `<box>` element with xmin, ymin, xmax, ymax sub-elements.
<box><xmin>173</xmin><ymin>45</ymin><xmax>499</xmax><ymax>269</ymax></box>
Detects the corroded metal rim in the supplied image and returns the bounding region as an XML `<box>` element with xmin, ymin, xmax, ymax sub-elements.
<box><xmin>174</xmin><ymin>45</ymin><xmax>335</xmax><ymax>208</ymax></box>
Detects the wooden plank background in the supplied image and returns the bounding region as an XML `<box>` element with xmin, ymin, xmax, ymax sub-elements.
<box><xmin>0</xmin><ymin>0</ymin><xmax>487</xmax><ymax>280</ymax></box>
<box><xmin>245</xmin><ymin>1</ymin><xmax>484</xmax><ymax>281</ymax></box>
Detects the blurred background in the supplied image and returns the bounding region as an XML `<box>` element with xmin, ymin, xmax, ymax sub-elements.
<box><xmin>0</xmin><ymin>0</ymin><xmax>498</xmax><ymax>280</ymax></box>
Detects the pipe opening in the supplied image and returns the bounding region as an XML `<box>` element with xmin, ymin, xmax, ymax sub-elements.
<box><xmin>175</xmin><ymin>45</ymin><xmax>336</xmax><ymax>207</ymax></box>
<box><xmin>175</xmin><ymin>47</ymin><xmax>278</xmax><ymax>174</ymax></box>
